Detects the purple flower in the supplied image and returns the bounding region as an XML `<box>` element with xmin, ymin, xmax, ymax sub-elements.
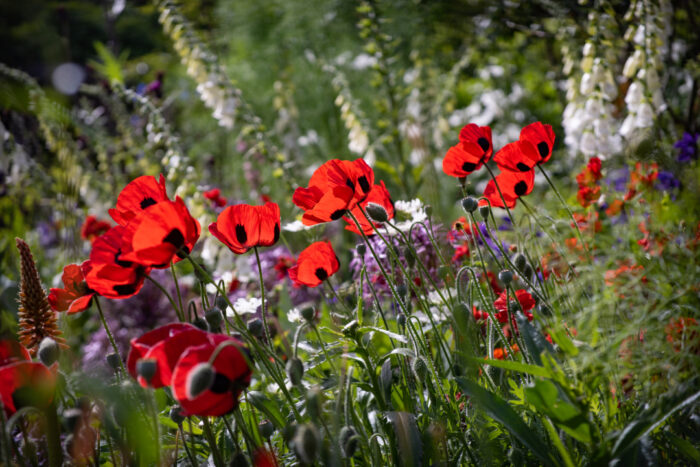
<box><xmin>674</xmin><ymin>132</ymin><xmax>699</xmax><ymax>163</ymax></box>
<box><xmin>606</xmin><ymin>167</ymin><xmax>630</xmax><ymax>192</ymax></box>
<box><xmin>656</xmin><ymin>171</ymin><xmax>680</xmax><ymax>192</ymax></box>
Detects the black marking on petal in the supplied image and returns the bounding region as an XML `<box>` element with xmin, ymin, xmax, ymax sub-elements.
<box><xmin>477</xmin><ymin>137</ymin><xmax>490</xmax><ymax>152</ymax></box>
<box><xmin>358</xmin><ymin>175</ymin><xmax>370</xmax><ymax>193</ymax></box>
<box><xmin>114</xmin><ymin>283</ymin><xmax>138</xmax><ymax>296</ymax></box>
<box><xmin>461</xmin><ymin>162</ymin><xmax>477</xmax><ymax>172</ymax></box>
<box><xmin>114</xmin><ymin>250</ymin><xmax>133</xmax><ymax>268</ymax></box>
<box><xmin>140</xmin><ymin>197</ymin><xmax>157</xmax><ymax>209</ymax></box>
<box><xmin>235</xmin><ymin>225</ymin><xmax>247</xmax><ymax>244</ymax></box>
<box><xmin>514</xmin><ymin>181</ymin><xmax>528</xmax><ymax>197</ymax></box>
<box><xmin>330</xmin><ymin>209</ymin><xmax>346</xmax><ymax>220</ymax></box>
<box><xmin>209</xmin><ymin>372</ymin><xmax>233</xmax><ymax>394</ymax></box>
<box><xmin>346</xmin><ymin>179</ymin><xmax>355</xmax><ymax>191</ymax></box>
<box><xmin>314</xmin><ymin>268</ymin><xmax>329</xmax><ymax>281</ymax></box>
<box><xmin>273</xmin><ymin>224</ymin><xmax>280</xmax><ymax>243</ymax></box>
<box><xmin>537</xmin><ymin>142</ymin><xmax>549</xmax><ymax>158</ymax></box>
<box><xmin>163</xmin><ymin>228</ymin><xmax>185</xmax><ymax>249</ymax></box>
<box><xmin>516</xmin><ymin>162</ymin><xmax>531</xmax><ymax>172</ymax></box>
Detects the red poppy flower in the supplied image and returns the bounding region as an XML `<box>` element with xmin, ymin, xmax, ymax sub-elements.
<box><xmin>172</xmin><ymin>335</ymin><xmax>252</xmax><ymax>416</ymax></box>
<box><xmin>209</xmin><ymin>202</ymin><xmax>280</xmax><ymax>254</ymax></box>
<box><xmin>519</xmin><ymin>122</ymin><xmax>555</xmax><ymax>164</ymax></box>
<box><xmin>84</xmin><ymin>226</ymin><xmax>150</xmax><ymax>299</ymax></box>
<box><xmin>121</xmin><ymin>198</ymin><xmax>201</xmax><ymax>268</ymax></box>
<box><xmin>344</xmin><ymin>182</ymin><xmax>394</xmax><ymax>235</ymax></box>
<box><xmin>288</xmin><ymin>241</ymin><xmax>340</xmax><ymax>287</ymax></box>
<box><xmin>203</xmin><ymin>188</ymin><xmax>227</xmax><ymax>207</ymax></box>
<box><xmin>109</xmin><ymin>174</ymin><xmax>169</xmax><ymax>226</ymax></box>
<box><xmin>452</xmin><ymin>243</ymin><xmax>470</xmax><ymax>263</ymax></box>
<box><xmin>126</xmin><ymin>323</ymin><xmax>196</xmax><ymax>381</ymax></box>
<box><xmin>0</xmin><ymin>340</ymin><xmax>31</xmax><ymax>367</ymax></box>
<box><xmin>479</xmin><ymin>169</ymin><xmax>535</xmax><ymax>209</ymax></box>
<box><xmin>48</xmin><ymin>263</ymin><xmax>95</xmax><ymax>314</ymax></box>
<box><xmin>80</xmin><ymin>216</ymin><xmax>111</xmax><ymax>243</ymax></box>
<box><xmin>137</xmin><ymin>328</ymin><xmax>212</xmax><ymax>388</ymax></box>
<box><xmin>0</xmin><ymin>361</ymin><xmax>56</xmax><ymax>415</ymax></box>
<box><xmin>493</xmin><ymin>289</ymin><xmax>535</xmax><ymax>323</ymax></box>
<box><xmin>293</xmin><ymin>159</ymin><xmax>374</xmax><ymax>225</ymax></box>
<box><xmin>493</xmin><ymin>140</ymin><xmax>542</xmax><ymax>173</ymax></box>
<box><xmin>442</xmin><ymin>124</ymin><xmax>492</xmax><ymax>178</ymax></box>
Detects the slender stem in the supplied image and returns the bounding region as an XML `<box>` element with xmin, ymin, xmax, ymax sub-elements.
<box><xmin>253</xmin><ymin>247</ymin><xmax>273</xmax><ymax>348</ymax></box>
<box><xmin>312</xmin><ymin>325</ymin><xmax>338</xmax><ymax>373</ymax></box>
<box><xmin>171</xmin><ymin>261</ymin><xmax>185</xmax><ymax>320</ymax></box>
<box><xmin>94</xmin><ymin>297</ymin><xmax>127</xmax><ymax>376</ymax></box>
<box><xmin>146</xmin><ymin>275</ymin><xmax>185</xmax><ymax>322</ymax></box>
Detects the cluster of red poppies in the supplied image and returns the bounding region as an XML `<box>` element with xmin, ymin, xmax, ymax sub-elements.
<box><xmin>0</xmin><ymin>340</ymin><xmax>56</xmax><ymax>415</ymax></box>
<box><xmin>442</xmin><ymin>122</ymin><xmax>555</xmax><ymax>208</ymax></box>
<box><xmin>127</xmin><ymin>323</ymin><xmax>251</xmax><ymax>416</ymax></box>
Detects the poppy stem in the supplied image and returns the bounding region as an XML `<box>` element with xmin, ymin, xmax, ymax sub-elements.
<box><xmin>146</xmin><ymin>275</ymin><xmax>185</xmax><ymax>322</ymax></box>
<box><xmin>253</xmin><ymin>247</ymin><xmax>273</xmax><ymax>350</ymax></box>
<box><xmin>171</xmin><ymin>261</ymin><xmax>186</xmax><ymax>321</ymax></box>
<box><xmin>94</xmin><ymin>297</ymin><xmax>127</xmax><ymax>376</ymax></box>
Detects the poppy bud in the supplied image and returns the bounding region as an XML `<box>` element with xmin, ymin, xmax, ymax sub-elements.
<box><xmin>286</xmin><ymin>357</ymin><xmax>304</xmax><ymax>386</ymax></box>
<box><xmin>356</xmin><ymin>244</ymin><xmax>366</xmax><ymax>256</ymax></box>
<box><xmin>479</xmin><ymin>205</ymin><xmax>490</xmax><ymax>220</ymax></box>
<box><xmin>513</xmin><ymin>253</ymin><xmax>527</xmax><ymax>271</ymax></box>
<box><xmin>185</xmin><ymin>363</ymin><xmax>215</xmax><ymax>399</ymax></box>
<box><xmin>365</xmin><ymin>203</ymin><xmax>388</xmax><ymax>223</ymax></box>
<box><xmin>137</xmin><ymin>359</ymin><xmax>157</xmax><ymax>384</ymax></box>
<box><xmin>38</xmin><ymin>337</ymin><xmax>59</xmax><ymax>366</ymax></box>
<box><xmin>339</xmin><ymin>426</ymin><xmax>359</xmax><ymax>457</ymax></box>
<box><xmin>300</xmin><ymin>306</ymin><xmax>316</xmax><ymax>322</ymax></box>
<box><xmin>306</xmin><ymin>386</ymin><xmax>322</xmax><ymax>420</ymax></box>
<box><xmin>438</xmin><ymin>265</ymin><xmax>451</xmax><ymax>280</ymax></box>
<box><xmin>425</xmin><ymin>205</ymin><xmax>433</xmax><ymax>217</ymax></box>
<box><xmin>293</xmin><ymin>424</ymin><xmax>319</xmax><ymax>464</ymax></box>
<box><xmin>247</xmin><ymin>318</ymin><xmax>264</xmax><ymax>337</ymax></box>
<box><xmin>396</xmin><ymin>312</ymin><xmax>406</xmax><ymax>327</ymax></box>
<box><xmin>193</xmin><ymin>316</ymin><xmax>210</xmax><ymax>331</ymax></box>
<box><xmin>215</xmin><ymin>295</ymin><xmax>229</xmax><ymax>312</ymax></box>
<box><xmin>498</xmin><ymin>270</ymin><xmax>513</xmax><ymax>286</ymax></box>
<box><xmin>412</xmin><ymin>357</ymin><xmax>428</xmax><ymax>379</ymax></box>
<box><xmin>259</xmin><ymin>419</ymin><xmax>274</xmax><ymax>439</ymax></box>
<box><xmin>404</xmin><ymin>247</ymin><xmax>416</xmax><ymax>268</ymax></box>
<box><xmin>522</xmin><ymin>264</ymin><xmax>533</xmax><ymax>280</ymax></box>
<box><xmin>169</xmin><ymin>405</ymin><xmax>185</xmax><ymax>425</ymax></box>
<box><xmin>205</xmin><ymin>307</ymin><xmax>223</xmax><ymax>330</ymax></box>
<box><xmin>397</xmin><ymin>284</ymin><xmax>408</xmax><ymax>300</ymax></box>
<box><xmin>461</xmin><ymin>197</ymin><xmax>478</xmax><ymax>213</ymax></box>
<box><xmin>62</xmin><ymin>408</ymin><xmax>83</xmax><ymax>432</ymax></box>
<box><xmin>106</xmin><ymin>353</ymin><xmax>121</xmax><ymax>371</ymax></box>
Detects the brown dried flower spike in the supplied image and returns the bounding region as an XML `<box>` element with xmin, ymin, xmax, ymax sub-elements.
<box><xmin>16</xmin><ymin>238</ymin><xmax>67</xmax><ymax>355</ymax></box>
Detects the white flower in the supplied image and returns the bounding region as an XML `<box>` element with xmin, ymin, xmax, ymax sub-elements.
<box><xmin>287</xmin><ymin>307</ymin><xmax>303</xmax><ymax>323</ymax></box>
<box><xmin>619</xmin><ymin>114</ymin><xmax>636</xmax><ymax>138</ymax></box>
<box><xmin>351</xmin><ymin>53</ymin><xmax>378</xmax><ymax>70</ymax></box>
<box><xmin>283</xmin><ymin>220</ymin><xmax>315</xmax><ymax>232</ymax></box>
<box><xmin>232</xmin><ymin>297</ymin><xmax>262</xmax><ymax>316</ymax></box>
<box><xmin>580</xmin><ymin>132</ymin><xmax>597</xmax><ymax>156</ymax></box>
<box><xmin>392</xmin><ymin>199</ymin><xmax>428</xmax><ymax>232</ymax></box>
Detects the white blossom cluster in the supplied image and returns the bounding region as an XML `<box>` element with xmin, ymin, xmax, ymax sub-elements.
<box><xmin>158</xmin><ymin>1</ymin><xmax>240</xmax><ymax>129</ymax></box>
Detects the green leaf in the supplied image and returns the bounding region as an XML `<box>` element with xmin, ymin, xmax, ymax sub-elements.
<box><xmin>358</xmin><ymin>326</ymin><xmax>407</xmax><ymax>343</ymax></box>
<box><xmin>456</xmin><ymin>378</ymin><xmax>552</xmax><ymax>464</ymax></box>
<box><xmin>90</xmin><ymin>42</ymin><xmax>126</xmax><ymax>84</ymax></box>
<box><xmin>477</xmin><ymin>358</ymin><xmax>552</xmax><ymax>378</ymax></box>
<box><xmin>549</xmin><ymin>329</ymin><xmax>578</xmax><ymax>356</ymax></box>
<box><xmin>387</xmin><ymin>411</ymin><xmax>423</xmax><ymax>467</ymax></box>
<box><xmin>516</xmin><ymin>314</ymin><xmax>555</xmax><ymax>365</ymax></box>
<box><xmin>378</xmin><ymin>347</ymin><xmax>416</xmax><ymax>364</ymax></box>
<box><xmin>524</xmin><ymin>380</ymin><xmax>592</xmax><ymax>444</ymax></box>
<box><xmin>246</xmin><ymin>391</ymin><xmax>287</xmax><ymax>429</ymax></box>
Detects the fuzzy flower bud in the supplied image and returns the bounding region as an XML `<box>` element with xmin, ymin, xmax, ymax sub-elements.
<box><xmin>137</xmin><ymin>359</ymin><xmax>158</xmax><ymax>384</ymax></box>
<box><xmin>259</xmin><ymin>419</ymin><xmax>275</xmax><ymax>439</ymax></box>
<box><xmin>365</xmin><ymin>202</ymin><xmax>389</xmax><ymax>223</ymax></box>
<box><xmin>247</xmin><ymin>318</ymin><xmax>264</xmax><ymax>337</ymax></box>
<box><xmin>294</xmin><ymin>424</ymin><xmax>319</xmax><ymax>464</ymax></box>
<box><xmin>169</xmin><ymin>406</ymin><xmax>185</xmax><ymax>425</ymax></box>
<box><xmin>498</xmin><ymin>270</ymin><xmax>514</xmax><ymax>286</ymax></box>
<box><xmin>479</xmin><ymin>205</ymin><xmax>490</xmax><ymax>220</ymax></box>
<box><xmin>185</xmin><ymin>362</ymin><xmax>215</xmax><ymax>399</ymax></box>
<box><xmin>38</xmin><ymin>337</ymin><xmax>59</xmax><ymax>366</ymax></box>
<box><xmin>340</xmin><ymin>426</ymin><xmax>359</xmax><ymax>457</ymax></box>
<box><xmin>461</xmin><ymin>196</ymin><xmax>478</xmax><ymax>213</ymax></box>
<box><xmin>286</xmin><ymin>357</ymin><xmax>304</xmax><ymax>386</ymax></box>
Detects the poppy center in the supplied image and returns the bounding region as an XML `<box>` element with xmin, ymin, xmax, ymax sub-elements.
<box><xmin>358</xmin><ymin>175</ymin><xmax>370</xmax><ymax>193</ymax></box>
<box><xmin>163</xmin><ymin>228</ymin><xmax>185</xmax><ymax>249</ymax></box>
<box><xmin>235</xmin><ymin>225</ymin><xmax>247</xmax><ymax>244</ymax></box>
<box><xmin>537</xmin><ymin>142</ymin><xmax>549</xmax><ymax>158</ymax></box>
<box><xmin>516</xmin><ymin>162</ymin><xmax>531</xmax><ymax>172</ymax></box>
<box><xmin>314</xmin><ymin>268</ymin><xmax>329</xmax><ymax>281</ymax></box>
<box><xmin>273</xmin><ymin>224</ymin><xmax>280</xmax><ymax>243</ymax></box>
<box><xmin>330</xmin><ymin>209</ymin><xmax>346</xmax><ymax>221</ymax></box>
<box><xmin>209</xmin><ymin>372</ymin><xmax>233</xmax><ymax>394</ymax></box>
<box><xmin>461</xmin><ymin>162</ymin><xmax>477</xmax><ymax>172</ymax></box>
<box><xmin>140</xmin><ymin>197</ymin><xmax>157</xmax><ymax>209</ymax></box>
<box><xmin>113</xmin><ymin>282</ymin><xmax>139</xmax><ymax>297</ymax></box>
<box><xmin>477</xmin><ymin>137</ymin><xmax>490</xmax><ymax>152</ymax></box>
<box><xmin>514</xmin><ymin>181</ymin><xmax>528</xmax><ymax>196</ymax></box>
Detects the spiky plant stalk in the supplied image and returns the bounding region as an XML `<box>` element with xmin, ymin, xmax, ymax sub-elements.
<box><xmin>15</xmin><ymin>238</ymin><xmax>67</xmax><ymax>355</ymax></box>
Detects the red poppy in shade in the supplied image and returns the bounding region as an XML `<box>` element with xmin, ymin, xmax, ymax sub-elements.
<box><xmin>293</xmin><ymin>159</ymin><xmax>374</xmax><ymax>225</ymax></box>
<box><xmin>288</xmin><ymin>241</ymin><xmax>340</xmax><ymax>287</ymax></box>
<box><xmin>343</xmin><ymin>181</ymin><xmax>394</xmax><ymax>235</ymax></box>
<box><xmin>171</xmin><ymin>335</ymin><xmax>252</xmax><ymax>416</ymax></box>
<box><xmin>120</xmin><ymin>198</ymin><xmax>201</xmax><ymax>268</ymax></box>
<box><xmin>519</xmin><ymin>121</ymin><xmax>555</xmax><ymax>164</ymax></box>
<box><xmin>0</xmin><ymin>361</ymin><xmax>56</xmax><ymax>415</ymax></box>
<box><xmin>209</xmin><ymin>202</ymin><xmax>280</xmax><ymax>254</ymax></box>
<box><xmin>203</xmin><ymin>188</ymin><xmax>227</xmax><ymax>207</ymax></box>
<box><xmin>493</xmin><ymin>289</ymin><xmax>535</xmax><ymax>323</ymax></box>
<box><xmin>479</xmin><ymin>169</ymin><xmax>535</xmax><ymax>209</ymax></box>
<box><xmin>126</xmin><ymin>323</ymin><xmax>196</xmax><ymax>380</ymax></box>
<box><xmin>84</xmin><ymin>226</ymin><xmax>150</xmax><ymax>299</ymax></box>
<box><xmin>0</xmin><ymin>340</ymin><xmax>31</xmax><ymax>367</ymax></box>
<box><xmin>137</xmin><ymin>328</ymin><xmax>212</xmax><ymax>388</ymax></box>
<box><xmin>442</xmin><ymin>124</ymin><xmax>492</xmax><ymax>178</ymax></box>
<box><xmin>48</xmin><ymin>263</ymin><xmax>95</xmax><ymax>314</ymax></box>
<box><xmin>109</xmin><ymin>174</ymin><xmax>169</xmax><ymax>226</ymax></box>
<box><xmin>80</xmin><ymin>215</ymin><xmax>111</xmax><ymax>243</ymax></box>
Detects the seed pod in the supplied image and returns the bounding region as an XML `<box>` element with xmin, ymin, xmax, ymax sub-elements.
<box><xmin>339</xmin><ymin>426</ymin><xmax>359</xmax><ymax>457</ymax></box>
<box><xmin>38</xmin><ymin>337</ymin><xmax>59</xmax><ymax>366</ymax></box>
<box><xmin>356</xmin><ymin>244</ymin><xmax>366</xmax><ymax>256</ymax></box>
<box><xmin>461</xmin><ymin>197</ymin><xmax>478</xmax><ymax>213</ymax></box>
<box><xmin>185</xmin><ymin>363</ymin><xmax>215</xmax><ymax>399</ymax></box>
<box><xmin>498</xmin><ymin>270</ymin><xmax>514</xmax><ymax>286</ymax></box>
<box><xmin>286</xmin><ymin>357</ymin><xmax>304</xmax><ymax>386</ymax></box>
<box><xmin>136</xmin><ymin>359</ymin><xmax>157</xmax><ymax>383</ymax></box>
<box><xmin>365</xmin><ymin>203</ymin><xmax>388</xmax><ymax>223</ymax></box>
